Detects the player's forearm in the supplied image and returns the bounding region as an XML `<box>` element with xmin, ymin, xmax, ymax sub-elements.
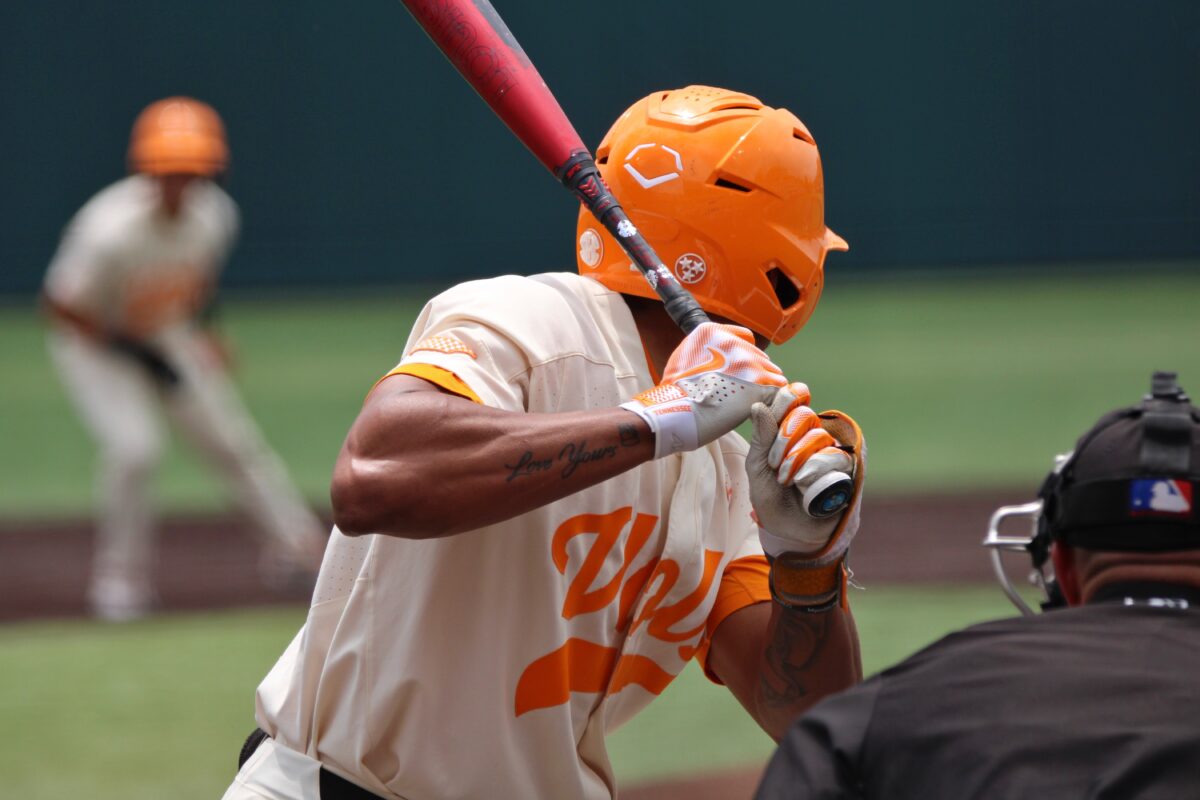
<box><xmin>708</xmin><ymin>596</ymin><xmax>862</xmax><ymax>742</ymax></box>
<box><xmin>755</xmin><ymin>603</ymin><xmax>862</xmax><ymax>741</ymax></box>
<box><xmin>331</xmin><ymin>380</ymin><xmax>655</xmax><ymax>538</ymax></box>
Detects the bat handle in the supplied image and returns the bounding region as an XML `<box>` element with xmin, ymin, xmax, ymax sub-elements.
<box><xmin>558</xmin><ymin>151</ymin><xmax>711</xmax><ymax>334</ymax></box>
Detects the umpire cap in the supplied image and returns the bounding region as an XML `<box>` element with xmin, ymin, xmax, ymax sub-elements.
<box><xmin>1035</xmin><ymin>371</ymin><xmax>1200</xmax><ymax>557</ymax></box>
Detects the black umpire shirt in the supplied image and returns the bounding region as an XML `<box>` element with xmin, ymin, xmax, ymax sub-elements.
<box><xmin>756</xmin><ymin>584</ymin><xmax>1200</xmax><ymax>800</ymax></box>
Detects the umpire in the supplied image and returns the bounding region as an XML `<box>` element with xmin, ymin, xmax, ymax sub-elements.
<box><xmin>756</xmin><ymin>371</ymin><xmax>1200</xmax><ymax>799</ymax></box>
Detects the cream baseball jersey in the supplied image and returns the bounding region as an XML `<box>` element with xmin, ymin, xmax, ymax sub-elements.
<box><xmin>255</xmin><ymin>273</ymin><xmax>770</xmax><ymax>799</ymax></box>
<box><xmin>43</xmin><ymin>174</ymin><xmax>238</xmax><ymax>336</ymax></box>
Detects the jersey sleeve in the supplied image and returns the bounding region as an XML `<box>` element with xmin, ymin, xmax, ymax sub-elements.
<box><xmin>691</xmin><ymin>555</ymin><xmax>771</xmax><ymax>683</ymax></box>
<box><xmin>43</xmin><ymin>207</ymin><xmax>118</xmax><ymax>312</ymax></box>
<box><xmin>379</xmin><ymin>276</ymin><xmax>577</xmax><ymax>412</ymax></box>
<box><xmin>210</xmin><ymin>189</ymin><xmax>240</xmax><ymax>270</ymax></box>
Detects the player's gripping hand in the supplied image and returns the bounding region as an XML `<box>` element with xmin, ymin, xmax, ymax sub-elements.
<box><xmin>748</xmin><ymin>383</ymin><xmax>863</xmax><ymax>560</ymax></box>
<box><xmin>621</xmin><ymin>322</ymin><xmax>787</xmax><ymax>458</ymax></box>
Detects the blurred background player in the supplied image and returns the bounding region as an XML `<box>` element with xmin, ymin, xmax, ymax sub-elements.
<box><xmin>41</xmin><ymin>97</ymin><xmax>326</xmax><ymax>621</ymax></box>
<box><xmin>224</xmin><ymin>86</ymin><xmax>863</xmax><ymax>800</ymax></box>
<box><xmin>756</xmin><ymin>370</ymin><xmax>1200</xmax><ymax>799</ymax></box>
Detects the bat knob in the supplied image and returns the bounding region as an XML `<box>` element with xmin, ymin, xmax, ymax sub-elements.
<box><xmin>803</xmin><ymin>472</ymin><xmax>854</xmax><ymax>518</ymax></box>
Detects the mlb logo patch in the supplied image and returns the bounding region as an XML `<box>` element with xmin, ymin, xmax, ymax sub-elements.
<box><xmin>1129</xmin><ymin>479</ymin><xmax>1193</xmax><ymax>516</ymax></box>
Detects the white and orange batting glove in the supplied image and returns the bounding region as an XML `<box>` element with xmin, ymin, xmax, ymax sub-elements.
<box><xmin>747</xmin><ymin>383</ymin><xmax>866</xmax><ymax>610</ymax></box>
<box><xmin>621</xmin><ymin>322</ymin><xmax>788</xmax><ymax>459</ymax></box>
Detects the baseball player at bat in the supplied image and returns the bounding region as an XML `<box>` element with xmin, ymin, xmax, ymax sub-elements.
<box><xmin>42</xmin><ymin>97</ymin><xmax>326</xmax><ymax>621</ymax></box>
<box><xmin>225</xmin><ymin>87</ymin><xmax>863</xmax><ymax>800</ymax></box>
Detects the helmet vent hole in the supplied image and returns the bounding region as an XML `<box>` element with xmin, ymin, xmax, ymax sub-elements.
<box><xmin>767</xmin><ymin>267</ymin><xmax>801</xmax><ymax>309</ymax></box>
<box><xmin>793</xmin><ymin>129</ymin><xmax>814</xmax><ymax>144</ymax></box>
<box><xmin>597</xmin><ymin>154</ymin><xmax>608</xmax><ymax>165</ymax></box>
<box><xmin>714</xmin><ymin>177</ymin><xmax>752</xmax><ymax>193</ymax></box>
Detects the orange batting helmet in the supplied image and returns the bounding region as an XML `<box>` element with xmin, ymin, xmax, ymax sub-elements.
<box><xmin>127</xmin><ymin>97</ymin><xmax>229</xmax><ymax>177</ymax></box>
<box><xmin>576</xmin><ymin>86</ymin><xmax>846</xmax><ymax>345</ymax></box>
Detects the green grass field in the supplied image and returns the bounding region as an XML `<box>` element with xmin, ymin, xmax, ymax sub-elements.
<box><xmin>0</xmin><ymin>585</ymin><xmax>1019</xmax><ymax>798</ymax></box>
<box><xmin>1</xmin><ymin>267</ymin><xmax>1197</xmax><ymax>517</ymax></box>
<box><xmin>0</xmin><ymin>266</ymin><xmax>1196</xmax><ymax>797</ymax></box>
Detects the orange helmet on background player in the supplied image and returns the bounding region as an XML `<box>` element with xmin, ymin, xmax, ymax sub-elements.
<box><xmin>127</xmin><ymin>97</ymin><xmax>229</xmax><ymax>177</ymax></box>
<box><xmin>576</xmin><ymin>86</ymin><xmax>847</xmax><ymax>345</ymax></box>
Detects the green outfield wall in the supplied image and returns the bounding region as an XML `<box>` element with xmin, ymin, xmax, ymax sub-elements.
<box><xmin>3</xmin><ymin>1</ymin><xmax>1197</xmax><ymax>295</ymax></box>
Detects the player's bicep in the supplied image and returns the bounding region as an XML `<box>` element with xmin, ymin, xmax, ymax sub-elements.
<box><xmin>348</xmin><ymin>373</ymin><xmax>477</xmax><ymax>454</ymax></box>
<box><xmin>332</xmin><ymin>373</ymin><xmax>492</xmax><ymax>535</ymax></box>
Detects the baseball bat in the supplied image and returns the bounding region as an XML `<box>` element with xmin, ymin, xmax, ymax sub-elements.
<box><xmin>399</xmin><ymin>0</ymin><xmax>853</xmax><ymax>518</ymax></box>
<box><xmin>398</xmin><ymin>0</ymin><xmax>709</xmax><ymax>334</ymax></box>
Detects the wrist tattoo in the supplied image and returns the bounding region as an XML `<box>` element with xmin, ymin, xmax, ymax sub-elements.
<box><xmin>759</xmin><ymin>608</ymin><xmax>831</xmax><ymax>709</ymax></box>
<box><xmin>618</xmin><ymin>423</ymin><xmax>641</xmax><ymax>447</ymax></box>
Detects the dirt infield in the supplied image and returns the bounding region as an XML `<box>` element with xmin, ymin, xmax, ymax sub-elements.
<box><xmin>0</xmin><ymin>489</ymin><xmax>1023</xmax><ymax>798</ymax></box>
<box><xmin>0</xmin><ymin>489</ymin><xmax>1020</xmax><ymax>622</ymax></box>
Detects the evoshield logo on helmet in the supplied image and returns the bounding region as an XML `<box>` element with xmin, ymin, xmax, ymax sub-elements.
<box><xmin>674</xmin><ymin>254</ymin><xmax>706</xmax><ymax>284</ymax></box>
<box><xmin>578</xmin><ymin>229</ymin><xmax>602</xmax><ymax>267</ymax></box>
<box><xmin>623</xmin><ymin>143</ymin><xmax>683</xmax><ymax>189</ymax></box>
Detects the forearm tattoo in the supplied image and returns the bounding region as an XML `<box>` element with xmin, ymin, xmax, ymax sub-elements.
<box><xmin>758</xmin><ymin>608</ymin><xmax>831</xmax><ymax>709</ymax></box>
<box><xmin>502</xmin><ymin>442</ymin><xmax>615</xmax><ymax>481</ymax></box>
<box><xmin>502</xmin><ymin>424</ymin><xmax>644</xmax><ymax>483</ymax></box>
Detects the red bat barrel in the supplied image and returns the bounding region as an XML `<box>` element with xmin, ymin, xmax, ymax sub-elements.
<box><xmin>401</xmin><ymin>0</ymin><xmax>585</xmax><ymax>175</ymax></box>
<box><xmin>400</xmin><ymin>0</ymin><xmax>713</xmax><ymax>336</ymax></box>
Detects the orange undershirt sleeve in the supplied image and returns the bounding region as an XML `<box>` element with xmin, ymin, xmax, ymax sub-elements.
<box><xmin>693</xmin><ymin>554</ymin><xmax>771</xmax><ymax>684</ymax></box>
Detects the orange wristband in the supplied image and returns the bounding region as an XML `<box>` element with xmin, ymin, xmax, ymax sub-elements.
<box><xmin>769</xmin><ymin>554</ymin><xmax>847</xmax><ymax>612</ymax></box>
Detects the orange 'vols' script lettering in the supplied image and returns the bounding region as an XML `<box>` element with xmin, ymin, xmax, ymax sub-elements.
<box><xmin>515</xmin><ymin>638</ymin><xmax>617</xmax><ymax>717</ymax></box>
<box><xmin>552</xmin><ymin>508</ymin><xmax>657</xmax><ymax>619</ymax></box>
<box><xmin>515</xmin><ymin>507</ymin><xmax>725</xmax><ymax>716</ymax></box>
<box><xmin>608</xmin><ymin>653</ymin><xmax>674</xmax><ymax>698</ymax></box>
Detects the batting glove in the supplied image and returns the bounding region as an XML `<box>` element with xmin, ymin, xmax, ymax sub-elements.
<box><xmin>747</xmin><ymin>383</ymin><xmax>866</xmax><ymax>610</ymax></box>
<box><xmin>621</xmin><ymin>322</ymin><xmax>787</xmax><ymax>458</ymax></box>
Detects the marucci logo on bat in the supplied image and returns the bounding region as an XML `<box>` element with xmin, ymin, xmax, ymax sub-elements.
<box><xmin>576</xmin><ymin>176</ymin><xmax>601</xmax><ymax>200</ymax></box>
